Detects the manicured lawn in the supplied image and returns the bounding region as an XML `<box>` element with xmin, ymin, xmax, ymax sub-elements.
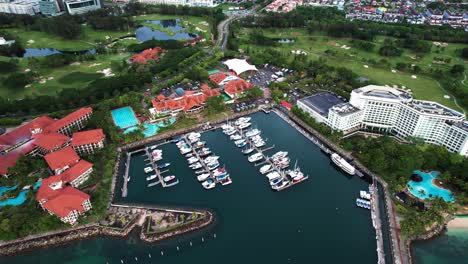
<box><xmin>239</xmin><ymin>28</ymin><xmax>467</xmax><ymax>112</ymax></box>
<box><xmin>0</xmin><ymin>52</ymin><xmax>130</xmax><ymax>99</ymax></box>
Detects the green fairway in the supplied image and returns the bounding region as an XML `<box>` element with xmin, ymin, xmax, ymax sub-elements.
<box><xmin>238</xmin><ymin>28</ymin><xmax>467</xmax><ymax>112</ymax></box>
<box><xmin>58</xmin><ymin>72</ymin><xmax>104</xmax><ymax>84</ymax></box>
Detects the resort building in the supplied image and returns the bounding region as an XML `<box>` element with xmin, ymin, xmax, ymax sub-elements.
<box><xmin>298</xmin><ymin>85</ymin><xmax>468</xmax><ymax>156</ymax></box>
<box><xmin>0</xmin><ymin>0</ymin><xmax>40</xmax><ymax>15</ymax></box>
<box><xmin>130</xmin><ymin>47</ymin><xmax>164</xmax><ymax>64</ymax></box>
<box><xmin>209</xmin><ymin>72</ymin><xmax>239</xmax><ymax>86</ymax></box>
<box><xmin>71</xmin><ymin>129</ymin><xmax>105</xmax><ymax>155</ymax></box>
<box><xmin>39</xmin><ymin>0</ymin><xmax>61</xmax><ymax>16</ymax></box>
<box><xmin>116</xmin><ymin>0</ymin><xmax>214</xmax><ymax>7</ymax></box>
<box><xmin>36</xmin><ymin>176</ymin><xmax>92</xmax><ymax>225</ymax></box>
<box><xmin>32</xmin><ymin>132</ymin><xmax>71</xmax><ymax>156</ymax></box>
<box><xmin>151</xmin><ymin>86</ymin><xmax>221</xmax><ymax>115</ymax></box>
<box><xmin>59</xmin><ymin>159</ymin><xmax>93</xmax><ymax>187</ymax></box>
<box><xmin>44</xmin><ymin>146</ymin><xmax>80</xmax><ymax>175</ymax></box>
<box><xmin>63</xmin><ymin>0</ymin><xmax>100</xmax><ymax>15</ymax></box>
<box><xmin>223</xmin><ymin>79</ymin><xmax>254</xmax><ymax>99</ymax></box>
<box><xmin>44</xmin><ymin>107</ymin><xmax>93</xmax><ymax>136</ymax></box>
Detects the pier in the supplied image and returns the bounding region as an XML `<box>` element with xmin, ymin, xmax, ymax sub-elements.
<box><xmin>370</xmin><ymin>179</ymin><xmax>386</xmax><ymax>264</ymax></box>
<box><xmin>143</xmin><ymin>147</ymin><xmax>167</xmax><ymax>188</ymax></box>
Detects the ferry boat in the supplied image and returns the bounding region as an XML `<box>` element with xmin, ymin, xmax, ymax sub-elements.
<box><xmin>360</xmin><ymin>190</ymin><xmax>371</xmax><ymax>200</ymax></box>
<box><xmin>248</xmin><ymin>153</ymin><xmax>263</xmax><ymax>163</ymax></box>
<box><xmin>238</xmin><ymin>122</ymin><xmax>251</xmax><ymax>130</ymax></box>
<box><xmin>356</xmin><ymin>198</ymin><xmax>371</xmax><ymax>209</ymax></box>
<box><xmin>271</xmin><ymin>151</ymin><xmax>288</xmax><ymax>159</ymax></box>
<box><xmin>190</xmin><ymin>163</ymin><xmax>203</xmax><ymax>170</ymax></box>
<box><xmin>245</xmin><ymin>129</ymin><xmax>261</xmax><ymax>138</ymax></box>
<box><xmin>163</xmin><ymin>175</ymin><xmax>176</xmax><ymax>182</ymax></box>
<box><xmin>242</xmin><ymin>147</ymin><xmax>254</xmax><ymax>155</ymax></box>
<box><xmin>197</xmin><ymin>173</ymin><xmax>211</xmax><ymax>182</ymax></box>
<box><xmin>235</xmin><ymin>117</ymin><xmax>251</xmax><ymax>126</ymax></box>
<box><xmin>146</xmin><ymin>174</ymin><xmax>157</xmax><ymax>181</ymax></box>
<box><xmin>147</xmin><ymin>181</ymin><xmax>160</xmax><ymax>187</ymax></box>
<box><xmin>144</xmin><ymin>167</ymin><xmax>153</xmax><ymax>173</ymax></box>
<box><xmin>202</xmin><ymin>179</ymin><xmax>216</xmax><ymax>190</ymax></box>
<box><xmin>158</xmin><ymin>163</ymin><xmax>171</xmax><ymax>169</ymax></box>
<box><xmin>260</xmin><ymin>164</ymin><xmax>272</xmax><ymax>174</ymax></box>
<box><xmin>331</xmin><ymin>153</ymin><xmax>355</xmax><ymax>175</ymax></box>
<box><xmin>207</xmin><ymin>161</ymin><xmax>220</xmax><ymax>170</ymax></box>
<box><xmin>230</xmin><ymin>134</ymin><xmax>242</xmax><ymax>141</ymax></box>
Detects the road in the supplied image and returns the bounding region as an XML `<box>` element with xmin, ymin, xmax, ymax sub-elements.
<box><xmin>216</xmin><ymin>8</ymin><xmax>257</xmax><ymax>51</ymax></box>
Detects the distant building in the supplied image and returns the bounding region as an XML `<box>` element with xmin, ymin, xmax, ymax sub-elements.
<box><xmin>298</xmin><ymin>85</ymin><xmax>468</xmax><ymax>156</ymax></box>
<box><xmin>115</xmin><ymin>0</ymin><xmax>214</xmax><ymax>7</ymax></box>
<box><xmin>0</xmin><ymin>0</ymin><xmax>40</xmax><ymax>15</ymax></box>
<box><xmin>39</xmin><ymin>0</ymin><xmax>60</xmax><ymax>15</ymax></box>
<box><xmin>63</xmin><ymin>0</ymin><xmax>100</xmax><ymax>15</ymax></box>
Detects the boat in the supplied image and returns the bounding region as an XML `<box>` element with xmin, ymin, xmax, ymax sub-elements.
<box><xmin>259</xmin><ymin>164</ymin><xmax>272</xmax><ymax>174</ymax></box>
<box><xmin>127</xmin><ymin>177</ymin><xmax>131</xmax><ymax>182</ymax></box>
<box><xmin>158</xmin><ymin>163</ymin><xmax>171</xmax><ymax>169</ymax></box>
<box><xmin>212</xmin><ymin>168</ymin><xmax>227</xmax><ymax>177</ymax></box>
<box><xmin>180</xmin><ymin>147</ymin><xmax>192</xmax><ymax>155</ymax></box>
<box><xmin>221</xmin><ymin>124</ymin><xmax>232</xmax><ymax>130</ymax></box>
<box><xmin>360</xmin><ymin>190</ymin><xmax>371</xmax><ymax>200</ymax></box>
<box><xmin>187</xmin><ymin>157</ymin><xmax>199</xmax><ymax>164</ymax></box>
<box><xmin>251</xmin><ymin>135</ymin><xmax>262</xmax><ymax>141</ymax></box>
<box><xmin>198</xmin><ymin>148</ymin><xmax>212</xmax><ymax>157</ymax></box>
<box><xmin>193</xmin><ymin>141</ymin><xmax>206</xmax><ymax>149</ymax></box>
<box><xmin>237</xmin><ymin>141</ymin><xmax>247</xmax><ymax>148</ymax></box>
<box><xmin>189</xmin><ymin>162</ymin><xmax>202</xmax><ymax>169</ymax></box>
<box><xmin>202</xmin><ymin>179</ymin><xmax>216</xmax><ymax>190</ymax></box>
<box><xmin>245</xmin><ymin>129</ymin><xmax>261</xmax><ymax>138</ymax></box>
<box><xmin>146</xmin><ymin>174</ymin><xmax>157</xmax><ymax>181</ymax></box>
<box><xmin>176</xmin><ymin>141</ymin><xmax>186</xmax><ymax>148</ymax></box>
<box><xmin>331</xmin><ymin>153</ymin><xmax>355</xmax><ymax>175</ymax></box>
<box><xmin>153</xmin><ymin>156</ymin><xmax>163</xmax><ymax>162</ymax></box>
<box><xmin>147</xmin><ymin>181</ymin><xmax>160</xmax><ymax>187</ymax></box>
<box><xmin>266</xmin><ymin>171</ymin><xmax>281</xmax><ymax>181</ymax></box>
<box><xmin>242</xmin><ymin>147</ymin><xmax>254</xmax><ymax>155</ymax></box>
<box><xmin>235</xmin><ymin>117</ymin><xmax>251</xmax><ymax>126</ymax></box>
<box><xmin>248</xmin><ymin>153</ymin><xmax>263</xmax><ymax>163</ymax></box>
<box><xmin>152</xmin><ymin>149</ymin><xmax>162</xmax><ymax>155</ymax></box>
<box><xmin>163</xmin><ymin>175</ymin><xmax>175</xmax><ymax>182</ymax></box>
<box><xmin>224</xmin><ymin>128</ymin><xmax>236</xmax><ymax>136</ymax></box>
<box><xmin>234</xmin><ymin>139</ymin><xmax>246</xmax><ymax>146</ymax></box>
<box><xmin>230</xmin><ymin>134</ymin><xmax>242</xmax><ymax>140</ymax></box>
<box><xmin>215</xmin><ymin>173</ymin><xmax>229</xmax><ymax>181</ymax></box>
<box><xmin>272</xmin><ymin>180</ymin><xmax>288</xmax><ymax>190</ymax></box>
<box><xmin>270</xmin><ymin>177</ymin><xmax>283</xmax><ymax>186</ymax></box>
<box><xmin>238</xmin><ymin>122</ymin><xmax>251</xmax><ymax>129</ymax></box>
<box><xmin>356</xmin><ymin>198</ymin><xmax>371</xmax><ymax>209</ymax></box>
<box><xmin>207</xmin><ymin>161</ymin><xmax>220</xmax><ymax>170</ymax></box>
<box><xmin>195</xmin><ymin>169</ymin><xmax>207</xmax><ymax>174</ymax></box>
<box><xmin>187</xmin><ymin>132</ymin><xmax>201</xmax><ymax>143</ymax></box>
<box><xmin>220</xmin><ymin>177</ymin><xmax>233</xmax><ymax>186</ymax></box>
<box><xmin>203</xmin><ymin>156</ymin><xmax>219</xmax><ymax>164</ymax></box>
<box><xmin>197</xmin><ymin>173</ymin><xmax>211</xmax><ymax>182</ymax></box>
<box><xmin>254</xmin><ymin>140</ymin><xmax>265</xmax><ymax>148</ymax></box>
<box><xmin>271</xmin><ymin>151</ymin><xmax>288</xmax><ymax>159</ymax></box>
<box><xmin>144</xmin><ymin>167</ymin><xmax>153</xmax><ymax>173</ymax></box>
<box><xmin>185</xmin><ymin>153</ymin><xmax>193</xmax><ymax>158</ymax></box>
<box><xmin>150</xmin><ymin>145</ymin><xmax>158</xmax><ymax>150</ymax></box>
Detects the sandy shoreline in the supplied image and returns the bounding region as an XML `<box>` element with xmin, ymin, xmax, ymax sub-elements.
<box><xmin>447</xmin><ymin>217</ymin><xmax>468</xmax><ymax>229</ymax></box>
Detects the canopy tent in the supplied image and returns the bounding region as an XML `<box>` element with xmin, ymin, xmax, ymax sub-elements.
<box><xmin>223</xmin><ymin>59</ymin><xmax>258</xmax><ymax>75</ymax></box>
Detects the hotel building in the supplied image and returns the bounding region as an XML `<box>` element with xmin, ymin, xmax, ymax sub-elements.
<box><xmin>298</xmin><ymin>85</ymin><xmax>468</xmax><ymax>156</ymax></box>
<box><xmin>71</xmin><ymin>129</ymin><xmax>105</xmax><ymax>155</ymax></box>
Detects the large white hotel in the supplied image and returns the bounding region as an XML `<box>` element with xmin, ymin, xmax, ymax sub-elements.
<box><xmin>298</xmin><ymin>85</ymin><xmax>468</xmax><ymax>156</ymax></box>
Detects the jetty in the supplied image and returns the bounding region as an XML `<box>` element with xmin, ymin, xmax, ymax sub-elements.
<box><xmin>370</xmin><ymin>179</ymin><xmax>386</xmax><ymax>264</ymax></box>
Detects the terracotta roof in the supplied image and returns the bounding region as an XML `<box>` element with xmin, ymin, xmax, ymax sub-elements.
<box><xmin>36</xmin><ymin>175</ymin><xmax>64</xmax><ymax>202</ymax></box>
<box><xmin>131</xmin><ymin>47</ymin><xmax>164</xmax><ymax>64</ymax></box>
<box><xmin>34</xmin><ymin>133</ymin><xmax>70</xmax><ymax>151</ymax></box>
<box><xmin>44</xmin><ymin>107</ymin><xmax>92</xmax><ymax>134</ymax></box>
<box><xmin>42</xmin><ymin>186</ymin><xmax>90</xmax><ymax>218</ymax></box>
<box><xmin>209</xmin><ymin>73</ymin><xmax>227</xmax><ymax>85</ymax></box>
<box><xmin>44</xmin><ymin>147</ymin><xmax>80</xmax><ymax>172</ymax></box>
<box><xmin>224</xmin><ymin>79</ymin><xmax>253</xmax><ymax>96</ymax></box>
<box><xmin>71</xmin><ymin>129</ymin><xmax>105</xmax><ymax>147</ymax></box>
<box><xmin>60</xmin><ymin>160</ymin><xmax>93</xmax><ymax>183</ymax></box>
<box><xmin>152</xmin><ymin>90</ymin><xmax>220</xmax><ymax>113</ymax></box>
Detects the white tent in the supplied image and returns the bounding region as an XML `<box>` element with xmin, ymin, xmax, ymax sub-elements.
<box><xmin>223</xmin><ymin>59</ymin><xmax>258</xmax><ymax>75</ymax></box>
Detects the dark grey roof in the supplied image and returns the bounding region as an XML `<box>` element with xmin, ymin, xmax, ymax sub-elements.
<box><xmin>299</xmin><ymin>92</ymin><xmax>345</xmax><ymax>117</ymax></box>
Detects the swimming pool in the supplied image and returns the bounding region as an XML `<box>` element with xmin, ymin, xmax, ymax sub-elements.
<box><xmin>0</xmin><ymin>186</ymin><xmax>28</xmax><ymax>207</ymax></box>
<box><xmin>407</xmin><ymin>170</ymin><xmax>455</xmax><ymax>202</ymax></box>
<box><xmin>111</xmin><ymin>106</ymin><xmax>139</xmax><ymax>129</ymax></box>
<box><xmin>123</xmin><ymin>118</ymin><xmax>176</xmax><ymax>138</ymax></box>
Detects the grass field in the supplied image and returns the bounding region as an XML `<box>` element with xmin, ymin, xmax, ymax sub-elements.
<box><xmin>0</xmin><ymin>53</ymin><xmax>130</xmax><ymax>99</ymax></box>
<box><xmin>238</xmin><ymin>28</ymin><xmax>467</xmax><ymax>112</ymax></box>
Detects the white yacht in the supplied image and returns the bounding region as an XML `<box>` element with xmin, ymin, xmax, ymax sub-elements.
<box><xmin>248</xmin><ymin>152</ymin><xmax>264</xmax><ymax>163</ymax></box>
<box><xmin>238</xmin><ymin>122</ymin><xmax>251</xmax><ymax>129</ymax></box>
<box><xmin>144</xmin><ymin>167</ymin><xmax>153</xmax><ymax>173</ymax></box>
<box><xmin>259</xmin><ymin>164</ymin><xmax>272</xmax><ymax>174</ymax></box>
<box><xmin>197</xmin><ymin>173</ymin><xmax>211</xmax><ymax>182</ymax></box>
<box><xmin>245</xmin><ymin>129</ymin><xmax>261</xmax><ymax>138</ymax></box>
<box><xmin>202</xmin><ymin>179</ymin><xmax>216</xmax><ymax>190</ymax></box>
<box><xmin>230</xmin><ymin>134</ymin><xmax>242</xmax><ymax>140</ymax></box>
<box><xmin>203</xmin><ymin>156</ymin><xmax>220</xmax><ymax>164</ymax></box>
<box><xmin>331</xmin><ymin>153</ymin><xmax>355</xmax><ymax>175</ymax></box>
<box><xmin>146</xmin><ymin>174</ymin><xmax>157</xmax><ymax>181</ymax></box>
<box><xmin>235</xmin><ymin>117</ymin><xmax>251</xmax><ymax>126</ymax></box>
<box><xmin>271</xmin><ymin>151</ymin><xmax>288</xmax><ymax>159</ymax></box>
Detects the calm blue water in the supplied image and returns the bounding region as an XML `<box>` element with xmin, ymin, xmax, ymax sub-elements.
<box><xmin>0</xmin><ymin>185</ymin><xmax>28</xmax><ymax>207</ymax></box>
<box><xmin>407</xmin><ymin>170</ymin><xmax>454</xmax><ymax>202</ymax></box>
<box><xmin>123</xmin><ymin>118</ymin><xmax>176</xmax><ymax>137</ymax></box>
<box><xmin>0</xmin><ymin>112</ymin><xmax>379</xmax><ymax>264</ymax></box>
<box><xmin>136</xmin><ymin>19</ymin><xmax>198</xmax><ymax>42</ymax></box>
<box><xmin>111</xmin><ymin>106</ymin><xmax>139</xmax><ymax>129</ymax></box>
<box><xmin>22</xmin><ymin>48</ymin><xmax>96</xmax><ymax>58</ymax></box>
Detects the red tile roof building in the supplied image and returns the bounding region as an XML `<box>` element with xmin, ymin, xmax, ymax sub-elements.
<box><xmin>223</xmin><ymin>79</ymin><xmax>254</xmax><ymax>98</ymax></box>
<box><xmin>0</xmin><ymin>107</ymin><xmax>93</xmax><ymax>176</ymax></box>
<box><xmin>60</xmin><ymin>159</ymin><xmax>93</xmax><ymax>187</ymax></box>
<box><xmin>71</xmin><ymin>129</ymin><xmax>105</xmax><ymax>155</ymax></box>
<box><xmin>36</xmin><ymin>176</ymin><xmax>91</xmax><ymax>225</ymax></box>
<box><xmin>44</xmin><ymin>147</ymin><xmax>80</xmax><ymax>175</ymax></box>
<box><xmin>152</xmin><ymin>88</ymin><xmax>221</xmax><ymax>115</ymax></box>
<box><xmin>131</xmin><ymin>47</ymin><xmax>164</xmax><ymax>64</ymax></box>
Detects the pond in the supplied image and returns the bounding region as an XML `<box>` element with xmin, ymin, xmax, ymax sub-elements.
<box><xmin>135</xmin><ymin>19</ymin><xmax>198</xmax><ymax>42</ymax></box>
<box><xmin>407</xmin><ymin>170</ymin><xmax>455</xmax><ymax>202</ymax></box>
<box><xmin>22</xmin><ymin>48</ymin><xmax>96</xmax><ymax>58</ymax></box>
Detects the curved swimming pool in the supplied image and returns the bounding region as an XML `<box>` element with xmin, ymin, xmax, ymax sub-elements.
<box><xmin>407</xmin><ymin>170</ymin><xmax>455</xmax><ymax>202</ymax></box>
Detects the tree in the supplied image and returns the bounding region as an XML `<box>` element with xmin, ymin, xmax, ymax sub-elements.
<box><xmin>204</xmin><ymin>96</ymin><xmax>225</xmax><ymax>115</ymax></box>
<box><xmin>245</xmin><ymin>87</ymin><xmax>263</xmax><ymax>99</ymax></box>
<box><xmin>450</xmin><ymin>64</ymin><xmax>465</xmax><ymax>75</ymax></box>
<box><xmin>461</xmin><ymin>48</ymin><xmax>468</xmax><ymax>59</ymax></box>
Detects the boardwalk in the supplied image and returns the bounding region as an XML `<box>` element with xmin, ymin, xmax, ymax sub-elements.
<box><xmin>371</xmin><ymin>180</ymin><xmax>386</xmax><ymax>264</ymax></box>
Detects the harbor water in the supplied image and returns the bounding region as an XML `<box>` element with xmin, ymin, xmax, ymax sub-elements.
<box><xmin>0</xmin><ymin>112</ymin><xmax>378</xmax><ymax>264</ymax></box>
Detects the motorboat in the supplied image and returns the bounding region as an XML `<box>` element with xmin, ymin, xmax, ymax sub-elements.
<box><xmin>152</xmin><ymin>149</ymin><xmax>162</xmax><ymax>155</ymax></box>
<box><xmin>266</xmin><ymin>171</ymin><xmax>281</xmax><ymax>181</ymax></box>
<box><xmin>193</xmin><ymin>141</ymin><xmax>206</xmax><ymax>149</ymax></box>
<box><xmin>198</xmin><ymin>148</ymin><xmax>212</xmax><ymax>157</ymax></box>
<box><xmin>180</xmin><ymin>147</ymin><xmax>192</xmax><ymax>155</ymax></box>
<box><xmin>248</xmin><ymin>153</ymin><xmax>263</xmax><ymax>163</ymax></box>
<box><xmin>215</xmin><ymin>173</ymin><xmax>229</xmax><ymax>181</ymax></box>
<box><xmin>207</xmin><ymin>161</ymin><xmax>220</xmax><ymax>170</ymax></box>
<box><xmin>251</xmin><ymin>135</ymin><xmax>262</xmax><ymax>141</ymax></box>
<box><xmin>146</xmin><ymin>174</ymin><xmax>157</xmax><ymax>181</ymax></box>
<box><xmin>242</xmin><ymin>147</ymin><xmax>254</xmax><ymax>155</ymax></box>
<box><xmin>203</xmin><ymin>156</ymin><xmax>219</xmax><ymax>164</ymax></box>
<box><xmin>230</xmin><ymin>134</ymin><xmax>242</xmax><ymax>141</ymax></box>
<box><xmin>190</xmin><ymin>162</ymin><xmax>203</xmax><ymax>170</ymax></box>
<box><xmin>187</xmin><ymin>157</ymin><xmax>199</xmax><ymax>164</ymax></box>
<box><xmin>224</xmin><ymin>129</ymin><xmax>236</xmax><ymax>136</ymax></box>
<box><xmin>238</xmin><ymin>122</ymin><xmax>251</xmax><ymax>129</ymax></box>
<box><xmin>271</xmin><ymin>151</ymin><xmax>288</xmax><ymax>159</ymax></box>
<box><xmin>220</xmin><ymin>177</ymin><xmax>232</xmax><ymax>186</ymax></box>
<box><xmin>185</xmin><ymin>153</ymin><xmax>193</xmax><ymax>158</ymax></box>
<box><xmin>144</xmin><ymin>167</ymin><xmax>153</xmax><ymax>173</ymax></box>
<box><xmin>235</xmin><ymin>117</ymin><xmax>251</xmax><ymax>126</ymax></box>
<box><xmin>237</xmin><ymin>141</ymin><xmax>247</xmax><ymax>148</ymax></box>
<box><xmin>153</xmin><ymin>156</ymin><xmax>163</xmax><ymax>162</ymax></box>
<box><xmin>221</xmin><ymin>124</ymin><xmax>232</xmax><ymax>130</ymax></box>
<box><xmin>195</xmin><ymin>169</ymin><xmax>207</xmax><ymax>174</ymax></box>
<box><xmin>163</xmin><ymin>175</ymin><xmax>175</xmax><ymax>182</ymax></box>
<box><xmin>212</xmin><ymin>168</ymin><xmax>227</xmax><ymax>177</ymax></box>
<box><xmin>245</xmin><ymin>129</ymin><xmax>261</xmax><ymax>138</ymax></box>
<box><xmin>272</xmin><ymin>180</ymin><xmax>288</xmax><ymax>190</ymax></box>
<box><xmin>187</xmin><ymin>132</ymin><xmax>201</xmax><ymax>143</ymax></box>
<box><xmin>147</xmin><ymin>181</ymin><xmax>160</xmax><ymax>187</ymax></box>
<box><xmin>202</xmin><ymin>179</ymin><xmax>216</xmax><ymax>190</ymax></box>
<box><xmin>150</xmin><ymin>145</ymin><xmax>158</xmax><ymax>150</ymax></box>
<box><xmin>254</xmin><ymin>140</ymin><xmax>265</xmax><ymax>148</ymax></box>
<box><xmin>259</xmin><ymin>164</ymin><xmax>272</xmax><ymax>174</ymax></box>
<box><xmin>270</xmin><ymin>177</ymin><xmax>283</xmax><ymax>186</ymax></box>
<box><xmin>158</xmin><ymin>163</ymin><xmax>170</xmax><ymax>169</ymax></box>
<box><xmin>234</xmin><ymin>139</ymin><xmax>246</xmax><ymax>146</ymax></box>
<box><xmin>176</xmin><ymin>141</ymin><xmax>186</xmax><ymax>148</ymax></box>
<box><xmin>197</xmin><ymin>173</ymin><xmax>211</xmax><ymax>182</ymax></box>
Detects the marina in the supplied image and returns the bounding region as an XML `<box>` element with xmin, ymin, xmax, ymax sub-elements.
<box><xmin>3</xmin><ymin>112</ymin><xmax>386</xmax><ymax>264</ymax></box>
